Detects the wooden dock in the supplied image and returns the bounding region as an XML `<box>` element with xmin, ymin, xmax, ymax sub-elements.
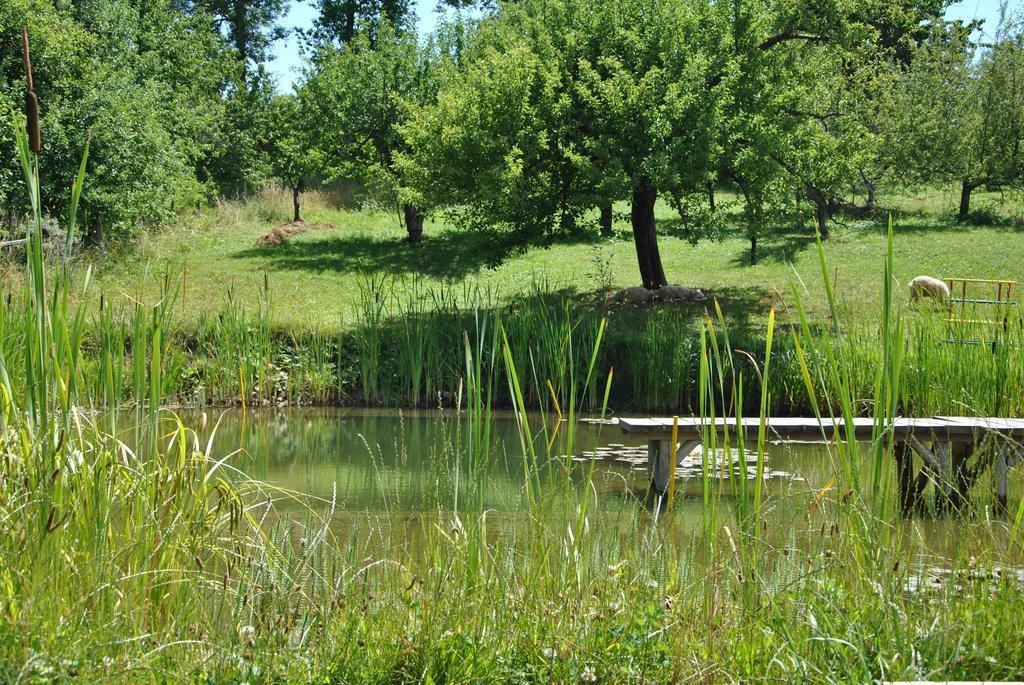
<box><xmin>619</xmin><ymin>416</ymin><xmax>1024</xmax><ymax>513</ymax></box>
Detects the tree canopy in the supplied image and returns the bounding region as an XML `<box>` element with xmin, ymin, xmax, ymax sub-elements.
<box><xmin>5</xmin><ymin>0</ymin><xmax>1023</xmax><ymax>283</ymax></box>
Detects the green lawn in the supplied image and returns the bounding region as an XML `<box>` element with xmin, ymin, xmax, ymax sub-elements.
<box><xmin>89</xmin><ymin>185</ymin><xmax>1024</xmax><ymax>330</ymax></box>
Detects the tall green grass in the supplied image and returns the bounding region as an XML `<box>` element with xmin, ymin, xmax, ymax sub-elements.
<box><xmin>3</xmin><ymin>108</ymin><xmax>1024</xmax><ymax>682</ymax></box>
<box><xmin>2</xmin><ymin>257</ymin><xmax>1023</xmax><ymax>418</ymax></box>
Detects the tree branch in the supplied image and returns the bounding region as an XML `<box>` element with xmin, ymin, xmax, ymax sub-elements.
<box><xmin>758</xmin><ymin>32</ymin><xmax>828</xmax><ymax>52</ymax></box>
<box><xmin>707</xmin><ymin>32</ymin><xmax>830</xmax><ymax>88</ymax></box>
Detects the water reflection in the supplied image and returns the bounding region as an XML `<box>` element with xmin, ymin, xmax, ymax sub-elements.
<box><xmin>114</xmin><ymin>408</ymin><xmax>1019</xmax><ymax>558</ymax></box>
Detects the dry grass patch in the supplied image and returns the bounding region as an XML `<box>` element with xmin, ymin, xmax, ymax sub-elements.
<box><xmin>255</xmin><ymin>219</ymin><xmax>336</xmax><ymax>247</ymax></box>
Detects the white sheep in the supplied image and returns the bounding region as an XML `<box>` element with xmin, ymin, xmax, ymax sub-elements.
<box><xmin>606</xmin><ymin>286</ymin><xmax>654</xmax><ymax>305</ymax></box>
<box><xmin>651</xmin><ymin>285</ymin><xmax>706</xmax><ymax>303</ymax></box>
<box><xmin>908</xmin><ymin>275</ymin><xmax>951</xmax><ymax>303</ymax></box>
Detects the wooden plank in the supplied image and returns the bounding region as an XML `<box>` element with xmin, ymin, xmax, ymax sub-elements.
<box><xmin>620</xmin><ymin>416</ymin><xmax>1024</xmax><ymax>441</ymax></box>
<box><xmin>934</xmin><ymin>416</ymin><xmax>1024</xmax><ymax>438</ymax></box>
<box><xmin>936</xmin><ymin>415</ymin><xmax>1024</xmax><ymax>428</ymax></box>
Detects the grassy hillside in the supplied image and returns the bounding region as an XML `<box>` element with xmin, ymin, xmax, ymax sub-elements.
<box><xmin>82</xmin><ymin>186</ymin><xmax>1024</xmax><ymax>331</ymax></box>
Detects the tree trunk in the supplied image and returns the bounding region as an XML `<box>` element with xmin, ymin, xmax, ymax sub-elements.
<box><xmin>292</xmin><ymin>186</ymin><xmax>301</xmax><ymax>223</ymax></box>
<box><xmin>88</xmin><ymin>213</ymin><xmax>103</xmax><ymax>246</ymax></box>
<box><xmin>707</xmin><ymin>182</ymin><xmax>716</xmax><ymax>213</ymax></box>
<box><xmin>958</xmin><ymin>180</ymin><xmax>974</xmax><ymax>221</ymax></box>
<box><xmin>750</xmin><ymin>235</ymin><xmax>757</xmax><ymax>265</ymax></box>
<box><xmin>795</xmin><ymin>188</ymin><xmax>804</xmax><ymax>230</ymax></box>
<box><xmin>559</xmin><ymin>207</ymin><xmax>576</xmax><ymax>232</ymax></box>
<box><xmin>807</xmin><ymin>185</ymin><xmax>829</xmax><ymax>239</ymax></box>
<box><xmin>403</xmin><ymin>204</ymin><xmax>424</xmax><ymax>243</ymax></box>
<box><xmin>860</xmin><ymin>170</ymin><xmax>876</xmax><ymax>208</ymax></box>
<box><xmin>816</xmin><ymin>200</ymin><xmax>829</xmax><ymax>239</ymax></box>
<box><xmin>630</xmin><ymin>177</ymin><xmax>667</xmax><ymax>290</ymax></box>
<box><xmin>599</xmin><ymin>203</ymin><xmax>613</xmax><ymax>236</ymax></box>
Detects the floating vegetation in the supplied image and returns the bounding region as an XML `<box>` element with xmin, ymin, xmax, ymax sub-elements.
<box><xmin>566</xmin><ymin>443</ymin><xmax>805</xmax><ymax>482</ymax></box>
<box><xmin>905</xmin><ymin>565</ymin><xmax>1024</xmax><ymax>594</ymax></box>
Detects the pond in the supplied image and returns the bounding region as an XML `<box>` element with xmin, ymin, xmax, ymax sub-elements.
<box><xmin>133</xmin><ymin>408</ymin><xmax>1017</xmax><ymax>559</ymax></box>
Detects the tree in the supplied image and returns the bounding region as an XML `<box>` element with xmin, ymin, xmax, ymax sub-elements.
<box><xmin>303</xmin><ymin>18</ymin><xmax>444</xmax><ymax>242</ymax></box>
<box><xmin>268</xmin><ymin>95</ymin><xmax>320</xmax><ymax>222</ymax></box>
<box><xmin>305</xmin><ymin>0</ymin><xmax>413</xmax><ymax>47</ymax></box>
<box><xmin>881</xmin><ymin>15</ymin><xmax>1024</xmax><ymax>220</ymax></box>
<box><xmin>178</xmin><ymin>0</ymin><xmax>289</xmax><ymax>70</ymax></box>
<box><xmin>710</xmin><ymin>0</ymin><xmax>889</xmax><ymax>242</ymax></box>
<box><xmin>2</xmin><ymin>0</ymin><xmax>236</xmax><ymax>242</ymax></box>
<box><xmin>403</xmin><ymin>0</ymin><xmax>910</xmax><ymax>286</ymax></box>
<box><xmin>401</xmin><ymin>0</ymin><xmax>726</xmax><ymax>286</ymax></box>
<box><xmin>575</xmin><ymin>0</ymin><xmax>726</xmax><ymax>288</ymax></box>
<box><xmin>399</xmin><ymin>5</ymin><xmax>610</xmax><ymax>244</ymax></box>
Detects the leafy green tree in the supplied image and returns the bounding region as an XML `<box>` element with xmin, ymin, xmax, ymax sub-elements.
<box><xmin>178</xmin><ymin>0</ymin><xmax>289</xmax><ymax>69</ymax></box>
<box><xmin>714</xmin><ymin>0</ymin><xmax>888</xmax><ymax>242</ymax></box>
<box><xmin>305</xmin><ymin>0</ymin><xmax>413</xmax><ymax>46</ymax></box>
<box><xmin>402</xmin><ymin>0</ymin><xmax>895</xmax><ymax>286</ymax></box>
<box><xmin>881</xmin><ymin>16</ymin><xmax>1024</xmax><ymax>220</ymax></box>
<box><xmin>2</xmin><ymin>0</ymin><xmax>235</xmax><ymax>242</ymax></box>
<box><xmin>202</xmin><ymin>79</ymin><xmax>276</xmax><ymax>198</ymax></box>
<box><xmin>573</xmin><ymin>0</ymin><xmax>726</xmax><ymax>287</ymax></box>
<box><xmin>268</xmin><ymin>94</ymin><xmax>321</xmax><ymax>222</ymax></box>
<box><xmin>398</xmin><ymin>24</ymin><xmax>583</xmax><ymax>242</ymax></box>
<box><xmin>400</xmin><ymin>0</ymin><xmax>725</xmax><ymax>284</ymax></box>
<box><xmin>303</xmin><ymin>18</ymin><xmax>444</xmax><ymax>242</ymax></box>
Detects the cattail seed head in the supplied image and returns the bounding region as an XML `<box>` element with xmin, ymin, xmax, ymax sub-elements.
<box><xmin>22</xmin><ymin>29</ymin><xmax>41</xmax><ymax>154</ymax></box>
<box><xmin>22</xmin><ymin>29</ymin><xmax>34</xmax><ymax>92</ymax></box>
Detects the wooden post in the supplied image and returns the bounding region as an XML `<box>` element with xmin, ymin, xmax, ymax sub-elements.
<box><xmin>647</xmin><ymin>439</ymin><xmax>659</xmax><ymax>492</ymax></box>
<box><xmin>935</xmin><ymin>441</ymin><xmax>953</xmax><ymax>515</ymax></box>
<box><xmin>649</xmin><ymin>439</ymin><xmax>672</xmax><ymax>495</ymax></box>
<box><xmin>649</xmin><ymin>437</ymin><xmax>701</xmax><ymax>495</ymax></box>
<box><xmin>667</xmin><ymin>417</ymin><xmax>679</xmax><ymax>508</ymax></box>
<box><xmin>996</xmin><ymin>445</ymin><xmax>1009</xmax><ymax>515</ymax></box>
<box><xmin>950</xmin><ymin>441</ymin><xmax>972</xmax><ymax>512</ymax></box>
<box><xmin>895</xmin><ymin>441</ymin><xmax>916</xmax><ymax>516</ymax></box>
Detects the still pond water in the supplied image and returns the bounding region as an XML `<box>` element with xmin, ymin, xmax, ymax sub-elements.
<box><xmin>141</xmin><ymin>408</ymin><xmax>1018</xmax><ymax>557</ymax></box>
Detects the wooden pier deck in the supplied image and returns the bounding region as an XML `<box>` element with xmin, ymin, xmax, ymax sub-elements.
<box><xmin>619</xmin><ymin>416</ymin><xmax>1024</xmax><ymax>513</ymax></box>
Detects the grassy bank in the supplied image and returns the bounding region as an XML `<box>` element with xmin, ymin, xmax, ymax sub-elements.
<box><xmin>4</xmin><ymin>126</ymin><xmax>1024</xmax><ymax>683</ymax></box>
<box><xmin>67</xmin><ymin>186</ymin><xmax>1024</xmax><ymax>331</ymax></box>
<box><xmin>4</xmin><ymin>183</ymin><xmax>1017</xmax><ymax>416</ymax></box>
<box><xmin>2</xmin><ymin>266</ymin><xmax>1022</xmax><ymax>417</ymax></box>
<box><xmin>4</xmin><ymin>184</ymin><xmax>1024</xmax><ymax>682</ymax></box>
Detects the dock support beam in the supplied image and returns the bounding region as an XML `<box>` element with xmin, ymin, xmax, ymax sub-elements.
<box><xmin>649</xmin><ymin>439</ymin><xmax>701</xmax><ymax>495</ymax></box>
<box><xmin>903</xmin><ymin>438</ymin><xmax>975</xmax><ymax>516</ymax></box>
<box><xmin>895</xmin><ymin>442</ymin><xmax>917</xmax><ymax>515</ymax></box>
<box><xmin>996</xmin><ymin>446</ymin><xmax>1009</xmax><ymax>515</ymax></box>
<box><xmin>935</xmin><ymin>441</ymin><xmax>953</xmax><ymax>515</ymax></box>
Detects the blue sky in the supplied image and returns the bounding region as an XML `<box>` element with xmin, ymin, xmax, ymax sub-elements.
<box><xmin>267</xmin><ymin>0</ymin><xmax>1015</xmax><ymax>92</ymax></box>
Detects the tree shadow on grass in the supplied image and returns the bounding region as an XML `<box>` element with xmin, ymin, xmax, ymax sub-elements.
<box><xmin>232</xmin><ymin>228</ymin><xmax>529</xmax><ymax>279</ymax></box>
<box><xmin>729</xmin><ymin>231</ymin><xmax>817</xmax><ymax>268</ymax></box>
<box><xmin>575</xmin><ymin>283</ymin><xmax>773</xmax><ymax>332</ymax></box>
<box><xmin>337</xmin><ymin>281</ymin><xmax>775</xmax><ymax>410</ymax></box>
<box><xmin>837</xmin><ymin>206</ymin><xmax>1024</xmax><ymax>234</ymax></box>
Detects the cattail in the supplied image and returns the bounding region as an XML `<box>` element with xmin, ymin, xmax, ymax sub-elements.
<box><xmin>22</xmin><ymin>29</ymin><xmax>34</xmax><ymax>91</ymax></box>
<box><xmin>22</xmin><ymin>28</ymin><xmax>41</xmax><ymax>154</ymax></box>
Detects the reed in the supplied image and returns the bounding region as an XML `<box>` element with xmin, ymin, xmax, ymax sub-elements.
<box><xmin>2</xmin><ymin>78</ymin><xmax>1024</xmax><ymax>681</ymax></box>
<box><xmin>0</xmin><ymin>266</ymin><xmax>1022</xmax><ymax>419</ymax></box>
